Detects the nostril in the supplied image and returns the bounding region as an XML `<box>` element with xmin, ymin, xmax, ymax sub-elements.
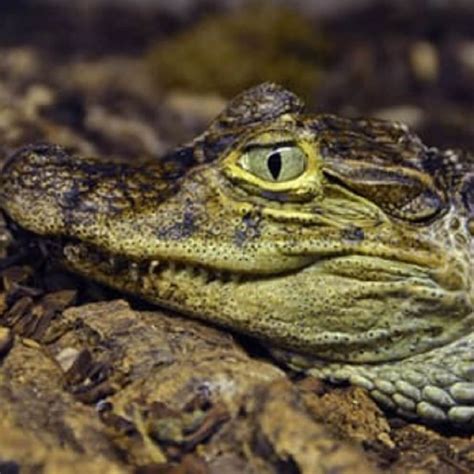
<box><xmin>449</xmin><ymin>217</ymin><xmax>461</xmax><ymax>230</ymax></box>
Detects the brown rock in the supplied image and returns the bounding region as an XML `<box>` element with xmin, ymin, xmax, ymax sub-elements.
<box><xmin>204</xmin><ymin>379</ymin><xmax>380</xmax><ymax>474</ymax></box>
<box><xmin>0</xmin><ymin>326</ymin><xmax>13</xmax><ymax>357</ymax></box>
<box><xmin>0</xmin><ymin>337</ymin><xmax>125</xmax><ymax>471</ymax></box>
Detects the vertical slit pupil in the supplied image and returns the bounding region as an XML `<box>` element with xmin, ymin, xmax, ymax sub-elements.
<box><xmin>267</xmin><ymin>151</ymin><xmax>282</xmax><ymax>180</ymax></box>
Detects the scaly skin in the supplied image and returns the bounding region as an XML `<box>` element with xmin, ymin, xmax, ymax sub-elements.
<box><xmin>1</xmin><ymin>83</ymin><xmax>473</xmax><ymax>427</ymax></box>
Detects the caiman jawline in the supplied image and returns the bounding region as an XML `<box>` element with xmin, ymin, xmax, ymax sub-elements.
<box><xmin>61</xmin><ymin>239</ymin><xmax>438</xmax><ymax>288</ymax></box>
<box><xmin>62</xmin><ymin>240</ymin><xmax>286</xmax><ymax>285</ymax></box>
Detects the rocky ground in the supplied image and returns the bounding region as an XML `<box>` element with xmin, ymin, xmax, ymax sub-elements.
<box><xmin>0</xmin><ymin>2</ymin><xmax>473</xmax><ymax>472</ymax></box>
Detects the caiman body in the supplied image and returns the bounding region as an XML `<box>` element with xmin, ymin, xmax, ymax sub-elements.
<box><xmin>1</xmin><ymin>83</ymin><xmax>473</xmax><ymax>427</ymax></box>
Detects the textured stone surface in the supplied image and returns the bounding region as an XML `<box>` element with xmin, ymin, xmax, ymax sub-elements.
<box><xmin>0</xmin><ymin>327</ymin><xmax>13</xmax><ymax>356</ymax></box>
<box><xmin>0</xmin><ymin>300</ymin><xmax>384</xmax><ymax>472</ymax></box>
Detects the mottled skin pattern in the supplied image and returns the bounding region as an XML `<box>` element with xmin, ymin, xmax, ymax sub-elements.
<box><xmin>1</xmin><ymin>83</ymin><xmax>473</xmax><ymax>428</ymax></box>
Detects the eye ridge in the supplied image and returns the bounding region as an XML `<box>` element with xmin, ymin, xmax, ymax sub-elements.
<box><xmin>267</xmin><ymin>151</ymin><xmax>282</xmax><ymax>180</ymax></box>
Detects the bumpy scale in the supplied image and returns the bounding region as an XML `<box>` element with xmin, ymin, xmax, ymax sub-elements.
<box><xmin>1</xmin><ymin>83</ymin><xmax>473</xmax><ymax>428</ymax></box>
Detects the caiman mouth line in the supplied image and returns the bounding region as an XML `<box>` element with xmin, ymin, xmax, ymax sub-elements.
<box><xmin>62</xmin><ymin>240</ymin><xmax>273</xmax><ymax>285</ymax></box>
<box><xmin>59</xmin><ymin>238</ymin><xmax>436</xmax><ymax>288</ymax></box>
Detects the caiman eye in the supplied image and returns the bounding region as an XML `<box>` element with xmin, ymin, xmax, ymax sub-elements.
<box><xmin>238</xmin><ymin>146</ymin><xmax>306</xmax><ymax>182</ymax></box>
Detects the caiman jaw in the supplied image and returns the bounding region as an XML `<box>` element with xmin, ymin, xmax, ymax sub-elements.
<box><xmin>61</xmin><ymin>235</ymin><xmax>473</xmax><ymax>369</ymax></box>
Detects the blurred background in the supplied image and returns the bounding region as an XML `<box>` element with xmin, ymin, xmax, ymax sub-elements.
<box><xmin>0</xmin><ymin>0</ymin><xmax>473</xmax><ymax>162</ymax></box>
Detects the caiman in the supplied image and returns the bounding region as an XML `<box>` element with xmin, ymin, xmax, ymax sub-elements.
<box><xmin>1</xmin><ymin>83</ymin><xmax>473</xmax><ymax>428</ymax></box>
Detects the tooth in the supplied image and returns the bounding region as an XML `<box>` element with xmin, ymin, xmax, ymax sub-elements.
<box><xmin>199</xmin><ymin>268</ymin><xmax>210</xmax><ymax>282</ymax></box>
<box><xmin>169</xmin><ymin>262</ymin><xmax>176</xmax><ymax>273</ymax></box>
<box><xmin>63</xmin><ymin>245</ymin><xmax>75</xmax><ymax>259</ymax></box>
<box><xmin>142</xmin><ymin>275</ymin><xmax>151</xmax><ymax>291</ymax></box>
<box><xmin>64</xmin><ymin>244</ymin><xmax>79</xmax><ymax>257</ymax></box>
<box><xmin>149</xmin><ymin>260</ymin><xmax>160</xmax><ymax>275</ymax></box>
<box><xmin>130</xmin><ymin>262</ymin><xmax>139</xmax><ymax>282</ymax></box>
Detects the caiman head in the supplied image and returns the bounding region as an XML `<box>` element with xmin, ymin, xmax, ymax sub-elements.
<box><xmin>1</xmin><ymin>83</ymin><xmax>473</xmax><ymax>365</ymax></box>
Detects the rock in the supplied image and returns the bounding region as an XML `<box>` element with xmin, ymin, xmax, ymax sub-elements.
<box><xmin>204</xmin><ymin>379</ymin><xmax>379</xmax><ymax>474</ymax></box>
<box><xmin>0</xmin><ymin>327</ymin><xmax>13</xmax><ymax>357</ymax></box>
